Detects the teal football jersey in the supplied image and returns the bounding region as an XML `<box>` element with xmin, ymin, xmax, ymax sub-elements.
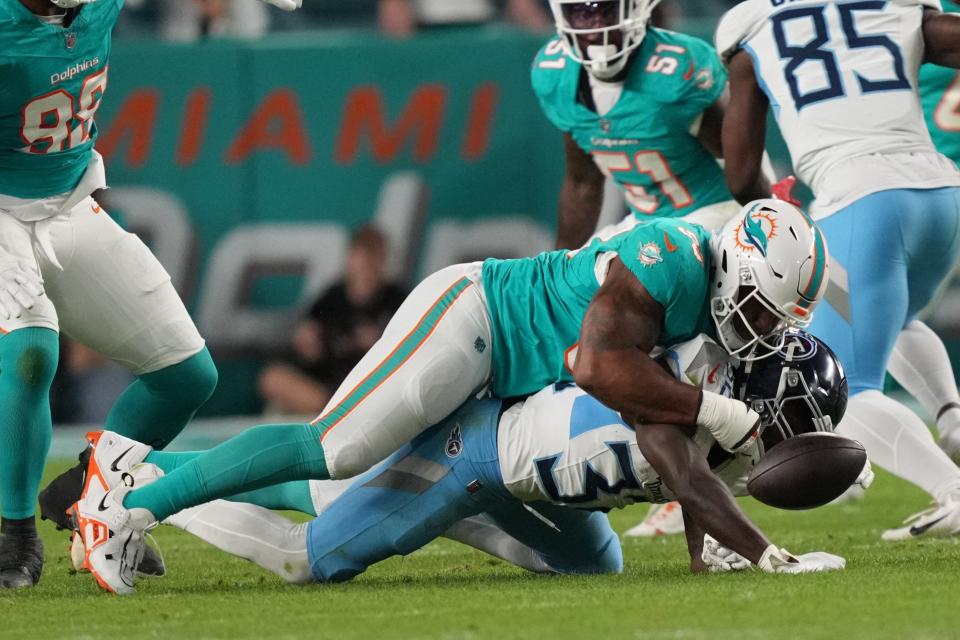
<box><xmin>0</xmin><ymin>0</ymin><xmax>120</xmax><ymax>199</ymax></box>
<box><xmin>531</xmin><ymin>28</ymin><xmax>730</xmax><ymax>219</ymax></box>
<box><xmin>481</xmin><ymin>218</ymin><xmax>712</xmax><ymax>397</ymax></box>
<box><xmin>919</xmin><ymin>2</ymin><xmax>959</xmax><ymax>165</ymax></box>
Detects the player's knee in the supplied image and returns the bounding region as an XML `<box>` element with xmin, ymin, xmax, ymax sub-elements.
<box><xmin>149</xmin><ymin>347</ymin><xmax>218</xmax><ymax>407</ymax></box>
<box><xmin>0</xmin><ymin>328</ymin><xmax>58</xmax><ymax>392</ymax></box>
<box><xmin>544</xmin><ymin>531</ymin><xmax>623</xmax><ymax>576</ymax></box>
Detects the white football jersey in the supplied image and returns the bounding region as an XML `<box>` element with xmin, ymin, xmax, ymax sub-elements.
<box><xmin>496</xmin><ymin>334</ymin><xmax>760</xmax><ymax>511</ymax></box>
<box><xmin>716</xmin><ymin>0</ymin><xmax>960</xmax><ymax>218</ymax></box>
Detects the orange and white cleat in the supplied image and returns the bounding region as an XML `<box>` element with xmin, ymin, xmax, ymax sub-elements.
<box><xmin>624</xmin><ymin>501</ymin><xmax>685</xmax><ymax>538</ymax></box>
<box><xmin>70</xmin><ymin>463</ymin><xmax>161</xmax><ymax>595</ymax></box>
<box><xmin>79</xmin><ymin>430</ymin><xmax>153</xmax><ymax>500</ymax></box>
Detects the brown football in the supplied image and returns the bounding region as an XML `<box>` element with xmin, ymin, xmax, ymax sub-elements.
<box><xmin>747</xmin><ymin>432</ymin><xmax>867</xmax><ymax>510</ymax></box>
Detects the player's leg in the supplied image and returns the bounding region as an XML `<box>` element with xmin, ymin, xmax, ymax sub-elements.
<box><xmin>888</xmin><ymin>188</ymin><xmax>960</xmax><ymax>459</ymax></box>
<box><xmin>303</xmin><ymin>398</ymin><xmax>507</xmax><ymax>582</ymax></box>
<box><xmin>38</xmin><ymin>199</ymin><xmax>217</xmax><ymax>531</ymax></box>
<box><xmin>477</xmin><ymin>501</ymin><xmax>622</xmax><ymax>575</ymax></box>
<box><xmin>114</xmin><ymin>262</ymin><xmax>492</xmax><ymax>524</ymax></box>
<box><xmin>888</xmin><ymin>321</ymin><xmax>960</xmax><ymax>461</ymax></box>
<box><xmin>811</xmin><ymin>189</ymin><xmax>960</xmax><ymax>536</ymax></box>
<box><xmin>0</xmin><ymin>215</ymin><xmax>60</xmax><ymax>588</ymax></box>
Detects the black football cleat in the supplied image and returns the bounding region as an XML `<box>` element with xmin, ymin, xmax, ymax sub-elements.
<box><xmin>0</xmin><ymin>528</ymin><xmax>44</xmax><ymax>589</ymax></box>
<box><xmin>39</xmin><ymin>447</ymin><xmax>90</xmax><ymax>531</ymax></box>
<box><xmin>137</xmin><ymin>544</ymin><xmax>166</xmax><ymax>577</ymax></box>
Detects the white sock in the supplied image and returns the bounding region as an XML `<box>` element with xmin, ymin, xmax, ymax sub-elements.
<box><xmin>444</xmin><ymin>515</ymin><xmax>554</xmax><ymax>574</ymax></box>
<box><xmin>888</xmin><ymin>320</ymin><xmax>960</xmax><ymax>437</ymax></box>
<box><xmin>165</xmin><ymin>500</ymin><xmax>312</xmax><ymax>583</ymax></box>
<box><xmin>838</xmin><ymin>391</ymin><xmax>960</xmax><ymax>504</ymax></box>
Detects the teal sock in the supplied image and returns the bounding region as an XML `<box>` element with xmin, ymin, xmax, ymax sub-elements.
<box><xmin>0</xmin><ymin>328</ymin><xmax>58</xmax><ymax>519</ymax></box>
<box><xmin>144</xmin><ymin>450</ymin><xmax>316</xmax><ymax>515</ymax></box>
<box><xmin>105</xmin><ymin>348</ymin><xmax>218</xmax><ymax>449</ymax></box>
<box><xmin>125</xmin><ymin>422</ymin><xmax>327</xmax><ymax>521</ymax></box>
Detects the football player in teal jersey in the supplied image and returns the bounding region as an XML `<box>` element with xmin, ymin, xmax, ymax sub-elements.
<box><xmin>0</xmin><ymin>0</ymin><xmax>298</xmax><ymax>588</ymax></box>
<box><xmin>920</xmin><ymin>1</ymin><xmax>960</xmax><ymax>166</ymax></box>
<box><xmin>68</xmin><ymin>201</ymin><xmax>829</xmax><ymax>594</ymax></box>
<box><xmin>534</xmin><ymin>0</ymin><xmax>772</xmax><ymax>249</ymax></box>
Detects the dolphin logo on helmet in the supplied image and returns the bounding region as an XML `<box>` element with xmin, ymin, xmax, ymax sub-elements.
<box><xmin>710</xmin><ymin>199</ymin><xmax>829</xmax><ymax>360</ymax></box>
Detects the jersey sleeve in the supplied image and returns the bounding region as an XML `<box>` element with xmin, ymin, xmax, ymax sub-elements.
<box><xmin>715</xmin><ymin>0</ymin><xmax>768</xmax><ymax>63</ymax></box>
<box><xmin>669</xmin><ymin>34</ymin><xmax>728</xmax><ymax>120</ymax></box>
<box><xmin>617</xmin><ymin>220</ymin><xmax>711</xmax><ymax>342</ymax></box>
<box><xmin>530</xmin><ymin>37</ymin><xmax>574</xmax><ymax>133</ymax></box>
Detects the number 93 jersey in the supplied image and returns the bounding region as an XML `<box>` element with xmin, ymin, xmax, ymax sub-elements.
<box><xmin>496</xmin><ymin>334</ymin><xmax>758</xmax><ymax>510</ymax></box>
<box><xmin>716</xmin><ymin>0</ymin><xmax>960</xmax><ymax>218</ymax></box>
<box><xmin>531</xmin><ymin>29</ymin><xmax>731</xmax><ymax>219</ymax></box>
<box><xmin>0</xmin><ymin>0</ymin><xmax>120</xmax><ymax>199</ymax></box>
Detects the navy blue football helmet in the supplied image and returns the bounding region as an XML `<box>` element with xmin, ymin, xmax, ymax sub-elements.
<box><xmin>736</xmin><ymin>329</ymin><xmax>848</xmax><ymax>453</ymax></box>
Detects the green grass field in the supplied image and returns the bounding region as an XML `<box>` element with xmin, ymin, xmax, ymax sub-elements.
<box><xmin>2</xmin><ymin>461</ymin><xmax>959</xmax><ymax>640</ymax></box>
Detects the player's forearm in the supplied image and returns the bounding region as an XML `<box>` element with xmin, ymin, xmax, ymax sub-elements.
<box><xmin>924</xmin><ymin>10</ymin><xmax>960</xmax><ymax>68</ymax></box>
<box><xmin>682</xmin><ymin>509</ymin><xmax>709</xmax><ymax>573</ymax></box>
<box><xmin>677</xmin><ymin>470</ymin><xmax>771</xmax><ymax>565</ymax></box>
<box><xmin>573</xmin><ymin>346</ymin><xmax>701</xmax><ymax>427</ymax></box>
<box><xmin>636</xmin><ymin>423</ymin><xmax>771</xmax><ymax>565</ymax></box>
<box><xmin>556</xmin><ymin>177</ymin><xmax>604</xmax><ymax>249</ymax></box>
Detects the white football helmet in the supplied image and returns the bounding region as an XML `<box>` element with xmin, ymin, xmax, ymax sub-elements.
<box><xmin>548</xmin><ymin>0</ymin><xmax>661</xmax><ymax>80</ymax></box>
<box><xmin>710</xmin><ymin>199</ymin><xmax>829</xmax><ymax>360</ymax></box>
<box><xmin>50</xmin><ymin>0</ymin><xmax>95</xmax><ymax>8</ymax></box>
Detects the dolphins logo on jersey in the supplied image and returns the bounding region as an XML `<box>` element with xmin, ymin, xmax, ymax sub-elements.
<box><xmin>736</xmin><ymin>206</ymin><xmax>778</xmax><ymax>256</ymax></box>
<box><xmin>638</xmin><ymin>242</ymin><xmax>663</xmax><ymax>266</ymax></box>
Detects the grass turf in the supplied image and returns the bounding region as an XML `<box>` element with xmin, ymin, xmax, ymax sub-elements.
<box><xmin>1</xmin><ymin>461</ymin><xmax>958</xmax><ymax>639</ymax></box>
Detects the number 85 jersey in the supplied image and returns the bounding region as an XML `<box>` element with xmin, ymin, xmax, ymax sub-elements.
<box><xmin>0</xmin><ymin>0</ymin><xmax>120</xmax><ymax>199</ymax></box>
<box><xmin>716</xmin><ymin>0</ymin><xmax>960</xmax><ymax>218</ymax></box>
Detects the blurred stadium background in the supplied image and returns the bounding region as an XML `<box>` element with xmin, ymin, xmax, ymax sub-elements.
<box><xmin>47</xmin><ymin>0</ymin><xmax>960</xmax><ymax>442</ymax></box>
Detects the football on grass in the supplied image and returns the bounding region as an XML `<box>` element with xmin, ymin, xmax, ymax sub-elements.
<box><xmin>747</xmin><ymin>432</ymin><xmax>867</xmax><ymax>510</ymax></box>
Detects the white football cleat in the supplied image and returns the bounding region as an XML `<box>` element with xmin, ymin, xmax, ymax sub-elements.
<box><xmin>881</xmin><ymin>497</ymin><xmax>960</xmax><ymax>541</ymax></box>
<box><xmin>80</xmin><ymin>430</ymin><xmax>153</xmax><ymax>498</ymax></box>
<box><xmin>624</xmin><ymin>502</ymin><xmax>685</xmax><ymax>538</ymax></box>
<box><xmin>71</xmin><ymin>463</ymin><xmax>161</xmax><ymax>594</ymax></box>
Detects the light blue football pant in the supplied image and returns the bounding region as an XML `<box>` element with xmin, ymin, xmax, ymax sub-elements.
<box><xmin>808</xmin><ymin>187</ymin><xmax>960</xmax><ymax>395</ymax></box>
<box><xmin>305</xmin><ymin>396</ymin><xmax>623</xmax><ymax>583</ymax></box>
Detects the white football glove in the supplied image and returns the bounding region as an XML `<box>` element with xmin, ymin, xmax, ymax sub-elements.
<box><xmin>0</xmin><ymin>260</ymin><xmax>43</xmax><ymax>321</ymax></box>
<box><xmin>259</xmin><ymin>0</ymin><xmax>301</xmax><ymax>11</ymax></box>
<box><xmin>854</xmin><ymin>459</ymin><xmax>875</xmax><ymax>491</ymax></box>
<box><xmin>697</xmin><ymin>390</ymin><xmax>761</xmax><ymax>453</ymax></box>
<box><xmin>757</xmin><ymin>545</ymin><xmax>846</xmax><ymax>574</ymax></box>
<box><xmin>701</xmin><ymin>534</ymin><xmax>751</xmax><ymax>573</ymax></box>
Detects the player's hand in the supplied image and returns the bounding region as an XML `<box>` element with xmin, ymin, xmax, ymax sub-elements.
<box><xmin>757</xmin><ymin>545</ymin><xmax>845</xmax><ymax>574</ymax></box>
<box><xmin>701</xmin><ymin>534</ymin><xmax>751</xmax><ymax>572</ymax></box>
<box><xmin>0</xmin><ymin>261</ymin><xmax>43</xmax><ymax>320</ymax></box>
<box><xmin>771</xmin><ymin>176</ymin><xmax>801</xmax><ymax>207</ymax></box>
<box><xmin>854</xmin><ymin>459</ymin><xmax>875</xmax><ymax>491</ymax></box>
<box><xmin>259</xmin><ymin>0</ymin><xmax>300</xmax><ymax>11</ymax></box>
<box><xmin>697</xmin><ymin>391</ymin><xmax>761</xmax><ymax>454</ymax></box>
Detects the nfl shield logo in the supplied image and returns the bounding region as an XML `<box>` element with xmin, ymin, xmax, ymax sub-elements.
<box><xmin>600</xmin><ymin>119</ymin><xmax>611</xmax><ymax>133</ymax></box>
<box><xmin>64</xmin><ymin>32</ymin><xmax>77</xmax><ymax>49</ymax></box>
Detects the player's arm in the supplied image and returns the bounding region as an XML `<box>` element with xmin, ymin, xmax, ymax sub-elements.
<box><xmin>721</xmin><ymin>50</ymin><xmax>771</xmax><ymax>204</ymax></box>
<box><xmin>923</xmin><ymin>8</ymin><xmax>960</xmax><ymax>68</ymax></box>
<box><xmin>681</xmin><ymin>508</ymin><xmax>709</xmax><ymax>573</ymax></box>
<box><xmin>634</xmin><ymin>422</ymin><xmax>772</xmax><ymax>566</ymax></box>
<box><xmin>696</xmin><ymin>93</ymin><xmax>727</xmax><ymax>159</ymax></box>
<box><xmin>556</xmin><ymin>133</ymin><xmax>606</xmax><ymax>249</ymax></box>
<box><xmin>572</xmin><ymin>257</ymin><xmax>702</xmax><ymax>426</ymax></box>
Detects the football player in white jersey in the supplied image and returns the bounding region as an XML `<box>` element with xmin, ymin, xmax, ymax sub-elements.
<box><xmin>717</xmin><ymin>0</ymin><xmax>960</xmax><ymax>538</ymax></box>
<box><xmin>80</xmin><ymin>331</ymin><xmax>852</xmax><ymax>585</ymax></box>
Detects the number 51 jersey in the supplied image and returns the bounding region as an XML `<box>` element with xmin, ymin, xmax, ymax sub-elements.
<box><xmin>716</xmin><ymin>0</ymin><xmax>960</xmax><ymax>218</ymax></box>
<box><xmin>0</xmin><ymin>0</ymin><xmax>120</xmax><ymax>199</ymax></box>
